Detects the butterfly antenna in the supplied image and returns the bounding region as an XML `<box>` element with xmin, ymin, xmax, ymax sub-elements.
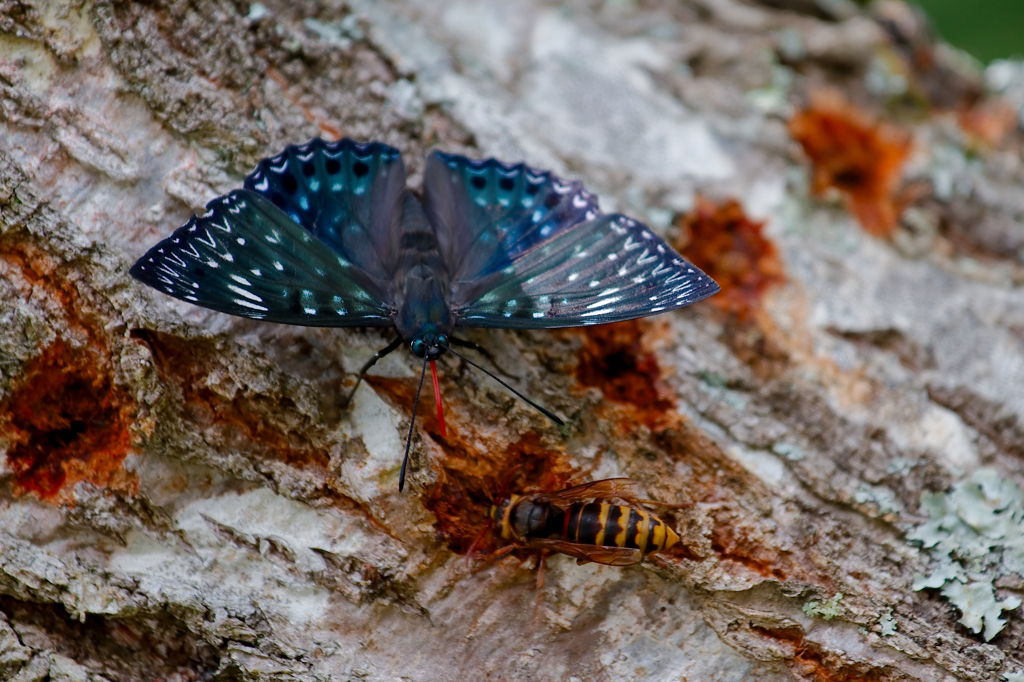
<box><xmin>342</xmin><ymin>336</ymin><xmax>403</xmax><ymax>407</ymax></box>
<box><xmin>400</xmin><ymin>358</ymin><xmax>430</xmax><ymax>492</ymax></box>
<box><xmin>430</xmin><ymin>360</ymin><xmax>447</xmax><ymax>437</ymax></box>
<box><xmin>447</xmin><ymin>348</ymin><xmax>564</xmax><ymax>426</ymax></box>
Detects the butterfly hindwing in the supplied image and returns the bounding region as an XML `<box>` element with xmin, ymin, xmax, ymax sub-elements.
<box><xmin>422</xmin><ymin>151</ymin><xmax>600</xmax><ymax>287</ymax></box>
<box><xmin>453</xmin><ymin>213</ymin><xmax>720</xmax><ymax>329</ymax></box>
<box><xmin>244</xmin><ymin>138</ymin><xmax>407</xmax><ymax>284</ymax></box>
<box><xmin>130</xmin><ymin>190</ymin><xmax>395</xmax><ymax>327</ymax></box>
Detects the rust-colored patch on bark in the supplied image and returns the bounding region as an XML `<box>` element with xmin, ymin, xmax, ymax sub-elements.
<box><xmin>0</xmin><ymin>240</ymin><xmax>137</xmax><ymax>502</ymax></box>
<box><xmin>676</xmin><ymin>196</ymin><xmax>785</xmax><ymax>319</ymax></box>
<box><xmin>752</xmin><ymin>626</ymin><xmax>900</xmax><ymax>681</ymax></box>
<box><xmin>132</xmin><ymin>329</ymin><xmax>329</xmax><ymax>470</ymax></box>
<box><xmin>789</xmin><ymin>90</ymin><xmax>912</xmax><ymax>237</ymax></box>
<box><xmin>0</xmin><ymin>339</ymin><xmax>135</xmax><ymax>500</ymax></box>
<box><xmin>574</xmin><ymin>319</ymin><xmax>677</xmax><ymax>429</ymax></box>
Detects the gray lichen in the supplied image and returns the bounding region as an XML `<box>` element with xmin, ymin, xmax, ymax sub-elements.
<box><xmin>802</xmin><ymin>592</ymin><xmax>844</xmax><ymax>621</ymax></box>
<box><xmin>878</xmin><ymin>611</ymin><xmax>897</xmax><ymax>636</ymax></box>
<box><xmin>909</xmin><ymin>468</ymin><xmax>1024</xmax><ymax>641</ymax></box>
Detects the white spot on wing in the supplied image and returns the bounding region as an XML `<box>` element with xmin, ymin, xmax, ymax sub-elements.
<box><xmin>235</xmin><ymin>299</ymin><xmax>269</xmax><ymax>312</ymax></box>
<box><xmin>227</xmin><ymin>284</ymin><xmax>263</xmax><ymax>303</ymax></box>
<box><xmin>587</xmin><ymin>296</ymin><xmax>622</xmax><ymax>309</ymax></box>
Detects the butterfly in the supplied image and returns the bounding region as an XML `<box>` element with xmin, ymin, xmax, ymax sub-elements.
<box><xmin>130</xmin><ymin>138</ymin><xmax>720</xmax><ymax>490</ymax></box>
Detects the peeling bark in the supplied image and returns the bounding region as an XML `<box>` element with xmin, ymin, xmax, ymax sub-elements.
<box><xmin>2</xmin><ymin>1</ymin><xmax>1024</xmax><ymax>680</ymax></box>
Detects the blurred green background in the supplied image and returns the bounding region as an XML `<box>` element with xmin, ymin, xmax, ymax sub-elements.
<box><xmin>914</xmin><ymin>0</ymin><xmax>1024</xmax><ymax>63</ymax></box>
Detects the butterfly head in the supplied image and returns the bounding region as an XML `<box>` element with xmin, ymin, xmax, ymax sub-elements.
<box><xmin>403</xmin><ymin>329</ymin><xmax>450</xmax><ymax>490</ymax></box>
<box><xmin>410</xmin><ymin>332</ymin><xmax>449</xmax><ymax>360</ymax></box>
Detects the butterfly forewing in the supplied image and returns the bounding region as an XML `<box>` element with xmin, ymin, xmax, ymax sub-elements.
<box><xmin>423</xmin><ymin>151</ymin><xmax>600</xmax><ymax>288</ymax></box>
<box><xmin>453</xmin><ymin>213</ymin><xmax>720</xmax><ymax>328</ymax></box>
<box><xmin>130</xmin><ymin>190</ymin><xmax>395</xmax><ymax>327</ymax></box>
<box><xmin>244</xmin><ymin>138</ymin><xmax>406</xmax><ymax>284</ymax></box>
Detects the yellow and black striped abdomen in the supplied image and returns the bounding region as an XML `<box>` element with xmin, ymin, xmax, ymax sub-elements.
<box><xmin>563</xmin><ymin>503</ymin><xmax>679</xmax><ymax>554</ymax></box>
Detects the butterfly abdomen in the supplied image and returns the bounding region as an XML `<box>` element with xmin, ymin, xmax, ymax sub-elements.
<box><xmin>563</xmin><ymin>503</ymin><xmax>677</xmax><ymax>554</ymax></box>
<box><xmin>393</xmin><ymin>192</ymin><xmax>454</xmax><ymax>342</ymax></box>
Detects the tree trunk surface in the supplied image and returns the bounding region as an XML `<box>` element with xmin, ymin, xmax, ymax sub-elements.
<box><xmin>2</xmin><ymin>1</ymin><xmax>1024</xmax><ymax>680</ymax></box>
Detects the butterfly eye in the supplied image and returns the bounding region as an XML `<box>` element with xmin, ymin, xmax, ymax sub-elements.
<box><xmin>438</xmin><ymin>334</ymin><xmax>449</xmax><ymax>349</ymax></box>
<box><xmin>411</xmin><ymin>339</ymin><xmax>426</xmax><ymax>357</ymax></box>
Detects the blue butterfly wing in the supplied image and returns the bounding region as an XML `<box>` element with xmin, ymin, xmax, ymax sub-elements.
<box><xmin>452</xmin><ymin>213</ymin><xmax>720</xmax><ymax>329</ymax></box>
<box><xmin>422</xmin><ymin>151</ymin><xmax>600</xmax><ymax>287</ymax></box>
<box><xmin>243</xmin><ymin>138</ymin><xmax>407</xmax><ymax>284</ymax></box>
<box><xmin>130</xmin><ymin>190</ymin><xmax>396</xmax><ymax>327</ymax></box>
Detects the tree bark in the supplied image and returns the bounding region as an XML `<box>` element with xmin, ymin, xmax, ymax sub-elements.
<box><xmin>1</xmin><ymin>1</ymin><xmax>1023</xmax><ymax>680</ymax></box>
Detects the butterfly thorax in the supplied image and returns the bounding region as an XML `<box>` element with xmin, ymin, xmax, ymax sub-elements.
<box><xmin>395</xmin><ymin>264</ymin><xmax>452</xmax><ymax>347</ymax></box>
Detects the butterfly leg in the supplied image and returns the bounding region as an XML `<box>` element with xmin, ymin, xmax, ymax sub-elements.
<box><xmin>342</xmin><ymin>335</ymin><xmax>404</xmax><ymax>406</ymax></box>
<box><xmin>449</xmin><ymin>336</ymin><xmax>519</xmax><ymax>379</ymax></box>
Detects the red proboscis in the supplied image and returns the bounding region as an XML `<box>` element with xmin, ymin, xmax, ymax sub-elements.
<box><xmin>430</xmin><ymin>360</ymin><xmax>447</xmax><ymax>437</ymax></box>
